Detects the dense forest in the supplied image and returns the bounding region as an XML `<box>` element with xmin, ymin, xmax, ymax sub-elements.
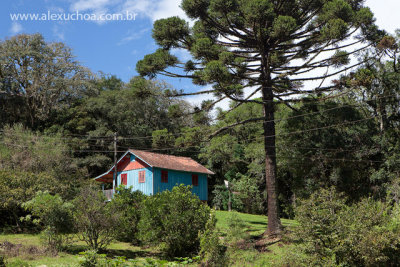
<box><xmin>1</xmin><ymin>0</ymin><xmax>400</xmax><ymax>266</ymax></box>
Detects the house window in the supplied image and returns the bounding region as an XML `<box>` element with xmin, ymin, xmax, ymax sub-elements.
<box><xmin>161</xmin><ymin>170</ymin><xmax>168</xmax><ymax>183</ymax></box>
<box><xmin>139</xmin><ymin>170</ymin><xmax>145</xmax><ymax>183</ymax></box>
<box><xmin>192</xmin><ymin>174</ymin><xmax>198</xmax><ymax>186</ymax></box>
<box><xmin>121</xmin><ymin>173</ymin><xmax>127</xmax><ymax>185</ymax></box>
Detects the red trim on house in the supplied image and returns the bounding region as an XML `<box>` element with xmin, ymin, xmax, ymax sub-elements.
<box><xmin>121</xmin><ymin>173</ymin><xmax>127</xmax><ymax>185</ymax></box>
<box><xmin>121</xmin><ymin>157</ymin><xmax>150</xmax><ymax>171</ymax></box>
<box><xmin>139</xmin><ymin>170</ymin><xmax>145</xmax><ymax>183</ymax></box>
<box><xmin>161</xmin><ymin>170</ymin><xmax>168</xmax><ymax>183</ymax></box>
<box><xmin>192</xmin><ymin>174</ymin><xmax>198</xmax><ymax>186</ymax></box>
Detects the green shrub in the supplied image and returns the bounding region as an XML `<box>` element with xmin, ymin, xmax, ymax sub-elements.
<box><xmin>74</xmin><ymin>185</ymin><xmax>119</xmax><ymax>250</ymax></box>
<box><xmin>199</xmin><ymin>211</ymin><xmax>227</xmax><ymax>266</ymax></box>
<box><xmin>138</xmin><ymin>185</ymin><xmax>210</xmax><ymax>257</ymax></box>
<box><xmin>22</xmin><ymin>191</ymin><xmax>75</xmax><ymax>252</ymax></box>
<box><xmin>292</xmin><ymin>187</ymin><xmax>400</xmax><ymax>266</ymax></box>
<box><xmin>79</xmin><ymin>250</ymin><xmax>104</xmax><ymax>267</ymax></box>
<box><xmin>109</xmin><ymin>185</ymin><xmax>146</xmax><ymax>244</ymax></box>
<box><xmin>79</xmin><ymin>250</ymin><xmax>135</xmax><ymax>267</ymax></box>
<box><xmin>0</xmin><ymin>170</ymin><xmax>59</xmax><ymax>232</ymax></box>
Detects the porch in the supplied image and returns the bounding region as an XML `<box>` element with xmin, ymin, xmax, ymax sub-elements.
<box><xmin>103</xmin><ymin>189</ymin><xmax>114</xmax><ymax>201</ymax></box>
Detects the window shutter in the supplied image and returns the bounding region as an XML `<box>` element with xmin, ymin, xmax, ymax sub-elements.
<box><xmin>139</xmin><ymin>170</ymin><xmax>145</xmax><ymax>183</ymax></box>
<box><xmin>121</xmin><ymin>173</ymin><xmax>127</xmax><ymax>185</ymax></box>
<box><xmin>161</xmin><ymin>170</ymin><xmax>168</xmax><ymax>183</ymax></box>
<box><xmin>192</xmin><ymin>174</ymin><xmax>198</xmax><ymax>186</ymax></box>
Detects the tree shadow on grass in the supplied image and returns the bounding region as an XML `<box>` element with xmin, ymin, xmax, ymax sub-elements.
<box><xmin>64</xmin><ymin>244</ymin><xmax>162</xmax><ymax>260</ymax></box>
<box><xmin>247</xmin><ymin>221</ymin><xmax>267</xmax><ymax>226</ymax></box>
<box><xmin>103</xmin><ymin>248</ymin><xmax>162</xmax><ymax>259</ymax></box>
<box><xmin>63</xmin><ymin>244</ymin><xmax>165</xmax><ymax>263</ymax></box>
<box><xmin>62</xmin><ymin>244</ymin><xmax>86</xmax><ymax>255</ymax></box>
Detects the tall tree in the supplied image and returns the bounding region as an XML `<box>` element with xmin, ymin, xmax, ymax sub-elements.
<box><xmin>136</xmin><ymin>0</ymin><xmax>382</xmax><ymax>236</ymax></box>
<box><xmin>53</xmin><ymin>76</ymin><xmax>193</xmax><ymax>176</ymax></box>
<box><xmin>0</xmin><ymin>33</ymin><xmax>92</xmax><ymax>129</ymax></box>
<box><xmin>339</xmin><ymin>31</ymin><xmax>400</xmax><ymax>188</ymax></box>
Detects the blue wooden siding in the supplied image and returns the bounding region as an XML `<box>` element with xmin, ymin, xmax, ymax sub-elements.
<box><xmin>115</xmin><ymin>154</ymin><xmax>153</xmax><ymax>195</ymax></box>
<box><xmin>153</xmin><ymin>168</ymin><xmax>208</xmax><ymax>200</ymax></box>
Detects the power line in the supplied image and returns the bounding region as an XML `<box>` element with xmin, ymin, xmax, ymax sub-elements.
<box><xmin>0</xmin><ymin>111</ymin><xmax>387</xmax><ymax>154</ymax></box>
<box><xmin>0</xmin><ymin>94</ymin><xmax>398</xmax><ymax>157</ymax></box>
<box><xmin>2</xmin><ymin>93</ymin><xmax>396</xmax><ymax>142</ymax></box>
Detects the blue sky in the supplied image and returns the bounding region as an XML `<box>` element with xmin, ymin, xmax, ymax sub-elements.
<box><xmin>2</xmin><ymin>0</ymin><xmax>400</xmax><ymax>108</ymax></box>
<box><xmin>2</xmin><ymin>0</ymin><xmax>197</xmax><ymax>92</ymax></box>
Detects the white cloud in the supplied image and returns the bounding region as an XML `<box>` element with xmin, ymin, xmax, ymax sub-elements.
<box><xmin>118</xmin><ymin>27</ymin><xmax>150</xmax><ymax>45</ymax></box>
<box><xmin>10</xmin><ymin>22</ymin><xmax>23</xmax><ymax>35</ymax></box>
<box><xmin>183</xmin><ymin>84</ymin><xmax>263</xmax><ymax>112</ymax></box>
<box><xmin>70</xmin><ymin>0</ymin><xmax>115</xmax><ymax>12</ymax></box>
<box><xmin>150</xmin><ymin>0</ymin><xmax>187</xmax><ymax>21</ymax></box>
<box><xmin>171</xmin><ymin>48</ymin><xmax>192</xmax><ymax>61</ymax></box>
<box><xmin>121</xmin><ymin>0</ymin><xmax>187</xmax><ymax>21</ymax></box>
<box><xmin>365</xmin><ymin>0</ymin><xmax>400</xmax><ymax>35</ymax></box>
<box><xmin>184</xmin><ymin>86</ymin><xmax>215</xmax><ymax>107</ymax></box>
<box><xmin>70</xmin><ymin>0</ymin><xmax>121</xmax><ymax>25</ymax></box>
<box><xmin>67</xmin><ymin>0</ymin><xmax>187</xmax><ymax>25</ymax></box>
<box><xmin>52</xmin><ymin>25</ymin><xmax>65</xmax><ymax>40</ymax></box>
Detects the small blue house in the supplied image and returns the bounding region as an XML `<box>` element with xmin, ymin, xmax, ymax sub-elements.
<box><xmin>94</xmin><ymin>149</ymin><xmax>214</xmax><ymax>201</ymax></box>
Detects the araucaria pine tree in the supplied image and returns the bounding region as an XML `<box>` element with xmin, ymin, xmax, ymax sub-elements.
<box><xmin>136</xmin><ymin>0</ymin><xmax>382</xmax><ymax>236</ymax></box>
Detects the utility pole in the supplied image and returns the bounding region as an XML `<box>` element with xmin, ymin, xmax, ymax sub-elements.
<box><xmin>224</xmin><ymin>180</ymin><xmax>232</xmax><ymax>212</ymax></box>
<box><xmin>113</xmin><ymin>132</ymin><xmax>118</xmax><ymax>191</ymax></box>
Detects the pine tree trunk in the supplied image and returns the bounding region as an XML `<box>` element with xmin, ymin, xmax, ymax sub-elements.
<box><xmin>262</xmin><ymin>84</ymin><xmax>282</xmax><ymax>237</ymax></box>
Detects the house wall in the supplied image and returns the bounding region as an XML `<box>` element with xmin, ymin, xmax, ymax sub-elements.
<box><xmin>153</xmin><ymin>168</ymin><xmax>208</xmax><ymax>200</ymax></box>
<box><xmin>115</xmin><ymin>154</ymin><xmax>153</xmax><ymax>196</ymax></box>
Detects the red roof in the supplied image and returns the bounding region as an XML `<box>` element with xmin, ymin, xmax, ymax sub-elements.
<box><xmin>129</xmin><ymin>149</ymin><xmax>214</xmax><ymax>175</ymax></box>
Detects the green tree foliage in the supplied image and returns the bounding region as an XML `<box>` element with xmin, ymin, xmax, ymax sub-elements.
<box><xmin>55</xmin><ymin>76</ymin><xmax>192</xmax><ymax>176</ymax></box>
<box><xmin>0</xmin><ymin>33</ymin><xmax>93</xmax><ymax>130</ymax></box>
<box><xmin>22</xmin><ymin>191</ymin><xmax>75</xmax><ymax>251</ymax></box>
<box><xmin>338</xmin><ymin>32</ymin><xmax>400</xmax><ymax>191</ymax></box>
<box><xmin>293</xmin><ymin>187</ymin><xmax>400</xmax><ymax>266</ymax></box>
<box><xmin>278</xmin><ymin>100</ymin><xmax>378</xmax><ymax>200</ymax></box>
<box><xmin>201</xmin><ymin>102</ymin><xmax>266</xmax><ymax>213</ymax></box>
<box><xmin>231</xmin><ymin>174</ymin><xmax>263</xmax><ymax>214</ymax></box>
<box><xmin>73</xmin><ymin>185</ymin><xmax>119</xmax><ymax>250</ymax></box>
<box><xmin>0</xmin><ymin>124</ymin><xmax>83</xmax><ymax>181</ymax></box>
<box><xmin>137</xmin><ymin>0</ymin><xmax>381</xmax><ymax>236</ymax></box>
<box><xmin>0</xmin><ymin>124</ymin><xmax>82</xmax><ymax>231</ymax></box>
<box><xmin>138</xmin><ymin>185</ymin><xmax>210</xmax><ymax>257</ymax></box>
<box><xmin>0</xmin><ymin>170</ymin><xmax>58</xmax><ymax>232</ymax></box>
<box><xmin>108</xmin><ymin>186</ymin><xmax>146</xmax><ymax>244</ymax></box>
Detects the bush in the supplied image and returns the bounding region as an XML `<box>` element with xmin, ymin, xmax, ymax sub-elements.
<box><xmin>0</xmin><ymin>170</ymin><xmax>59</xmax><ymax>232</ymax></box>
<box><xmin>79</xmin><ymin>250</ymin><xmax>104</xmax><ymax>267</ymax></box>
<box><xmin>108</xmin><ymin>185</ymin><xmax>145</xmax><ymax>244</ymax></box>
<box><xmin>73</xmin><ymin>185</ymin><xmax>119</xmax><ymax>250</ymax></box>
<box><xmin>22</xmin><ymin>191</ymin><xmax>75</xmax><ymax>252</ymax></box>
<box><xmin>292</xmin><ymin>187</ymin><xmax>400</xmax><ymax>266</ymax></box>
<box><xmin>79</xmin><ymin>250</ymin><xmax>140</xmax><ymax>267</ymax></box>
<box><xmin>138</xmin><ymin>185</ymin><xmax>210</xmax><ymax>257</ymax></box>
<box><xmin>199</xmin><ymin>211</ymin><xmax>227</xmax><ymax>267</ymax></box>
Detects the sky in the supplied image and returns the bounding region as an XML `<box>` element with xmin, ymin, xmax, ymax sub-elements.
<box><xmin>1</xmin><ymin>0</ymin><xmax>400</xmax><ymax>108</ymax></box>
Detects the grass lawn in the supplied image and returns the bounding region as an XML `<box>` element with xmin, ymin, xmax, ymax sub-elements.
<box><xmin>0</xmin><ymin>211</ymin><xmax>298</xmax><ymax>266</ymax></box>
<box><xmin>215</xmin><ymin>211</ymin><xmax>299</xmax><ymax>267</ymax></box>
<box><xmin>215</xmin><ymin>210</ymin><xmax>298</xmax><ymax>236</ymax></box>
